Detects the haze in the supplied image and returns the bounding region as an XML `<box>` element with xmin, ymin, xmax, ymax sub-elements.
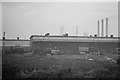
<box><xmin>1</xmin><ymin>2</ymin><xmax>118</xmax><ymax>39</ymax></box>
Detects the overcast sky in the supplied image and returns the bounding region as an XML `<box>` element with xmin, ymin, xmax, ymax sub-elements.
<box><xmin>1</xmin><ymin>1</ymin><xmax>118</xmax><ymax>39</ymax></box>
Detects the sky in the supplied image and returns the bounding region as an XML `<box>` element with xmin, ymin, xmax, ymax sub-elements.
<box><xmin>0</xmin><ymin>0</ymin><xmax>119</xmax><ymax>39</ymax></box>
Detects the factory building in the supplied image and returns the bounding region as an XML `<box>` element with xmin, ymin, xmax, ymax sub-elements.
<box><xmin>30</xmin><ymin>35</ymin><xmax>119</xmax><ymax>54</ymax></box>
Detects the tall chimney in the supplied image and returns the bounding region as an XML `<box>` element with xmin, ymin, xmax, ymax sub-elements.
<box><xmin>97</xmin><ymin>21</ymin><xmax>100</xmax><ymax>37</ymax></box>
<box><xmin>76</xmin><ymin>26</ymin><xmax>78</xmax><ymax>36</ymax></box>
<box><xmin>101</xmin><ymin>19</ymin><xmax>104</xmax><ymax>37</ymax></box>
<box><xmin>60</xmin><ymin>26</ymin><xmax>64</xmax><ymax>36</ymax></box>
<box><xmin>106</xmin><ymin>18</ymin><xmax>108</xmax><ymax>37</ymax></box>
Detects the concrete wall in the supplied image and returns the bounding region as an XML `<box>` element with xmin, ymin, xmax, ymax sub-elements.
<box><xmin>0</xmin><ymin>40</ymin><xmax>30</xmax><ymax>47</ymax></box>
<box><xmin>31</xmin><ymin>41</ymin><xmax>118</xmax><ymax>54</ymax></box>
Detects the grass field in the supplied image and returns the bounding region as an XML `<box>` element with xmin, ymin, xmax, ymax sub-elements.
<box><xmin>2</xmin><ymin>48</ymin><xmax>119</xmax><ymax>78</ymax></box>
<box><xmin>1</xmin><ymin>39</ymin><xmax>119</xmax><ymax>78</ymax></box>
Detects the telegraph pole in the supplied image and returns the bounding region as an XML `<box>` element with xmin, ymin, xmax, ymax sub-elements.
<box><xmin>2</xmin><ymin>32</ymin><xmax>5</xmax><ymax>54</ymax></box>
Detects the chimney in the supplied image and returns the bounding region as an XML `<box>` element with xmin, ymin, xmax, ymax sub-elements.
<box><xmin>60</xmin><ymin>26</ymin><xmax>64</xmax><ymax>36</ymax></box>
<box><xmin>76</xmin><ymin>26</ymin><xmax>78</xmax><ymax>36</ymax></box>
<box><xmin>97</xmin><ymin>21</ymin><xmax>100</xmax><ymax>37</ymax></box>
<box><xmin>106</xmin><ymin>18</ymin><xmax>108</xmax><ymax>37</ymax></box>
<box><xmin>101</xmin><ymin>19</ymin><xmax>104</xmax><ymax>37</ymax></box>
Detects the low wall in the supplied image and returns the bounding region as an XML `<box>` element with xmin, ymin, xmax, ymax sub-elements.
<box><xmin>0</xmin><ymin>39</ymin><xmax>30</xmax><ymax>54</ymax></box>
<box><xmin>31</xmin><ymin>41</ymin><xmax>118</xmax><ymax>54</ymax></box>
<box><xmin>0</xmin><ymin>39</ymin><xmax>30</xmax><ymax>47</ymax></box>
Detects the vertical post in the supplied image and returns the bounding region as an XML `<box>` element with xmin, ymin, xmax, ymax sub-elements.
<box><xmin>101</xmin><ymin>19</ymin><xmax>104</xmax><ymax>37</ymax></box>
<box><xmin>2</xmin><ymin>32</ymin><xmax>5</xmax><ymax>54</ymax></box>
<box><xmin>97</xmin><ymin>21</ymin><xmax>100</xmax><ymax>37</ymax></box>
<box><xmin>106</xmin><ymin>18</ymin><xmax>108</xmax><ymax>37</ymax></box>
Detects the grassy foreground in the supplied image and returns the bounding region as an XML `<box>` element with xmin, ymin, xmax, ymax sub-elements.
<box><xmin>2</xmin><ymin>52</ymin><xmax>119</xmax><ymax>79</ymax></box>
